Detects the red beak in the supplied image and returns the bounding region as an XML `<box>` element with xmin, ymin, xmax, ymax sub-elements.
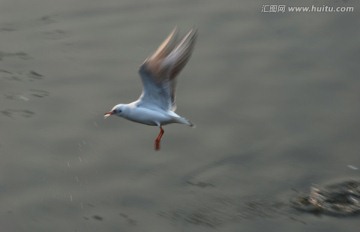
<box><xmin>104</xmin><ymin>111</ymin><xmax>113</xmax><ymax>119</ymax></box>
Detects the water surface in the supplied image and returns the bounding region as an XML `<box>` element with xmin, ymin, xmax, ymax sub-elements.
<box><xmin>0</xmin><ymin>0</ymin><xmax>359</xmax><ymax>231</ymax></box>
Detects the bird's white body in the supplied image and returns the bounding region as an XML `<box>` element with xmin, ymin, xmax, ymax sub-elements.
<box><xmin>112</xmin><ymin>102</ymin><xmax>192</xmax><ymax>127</ymax></box>
<box><xmin>105</xmin><ymin>28</ymin><xmax>197</xmax><ymax>150</ymax></box>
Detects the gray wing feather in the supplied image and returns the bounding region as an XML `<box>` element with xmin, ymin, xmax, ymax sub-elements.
<box><xmin>138</xmin><ymin>28</ymin><xmax>197</xmax><ymax>111</ymax></box>
<box><xmin>138</xmin><ymin>65</ymin><xmax>172</xmax><ymax>110</ymax></box>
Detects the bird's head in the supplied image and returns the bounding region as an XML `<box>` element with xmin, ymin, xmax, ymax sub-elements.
<box><xmin>104</xmin><ymin>104</ymin><xmax>126</xmax><ymax>118</ymax></box>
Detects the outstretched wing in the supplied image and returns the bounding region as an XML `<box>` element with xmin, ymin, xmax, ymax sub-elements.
<box><xmin>138</xmin><ymin>28</ymin><xmax>197</xmax><ymax>111</ymax></box>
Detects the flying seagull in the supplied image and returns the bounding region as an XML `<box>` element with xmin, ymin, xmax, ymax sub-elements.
<box><xmin>104</xmin><ymin>28</ymin><xmax>197</xmax><ymax>150</ymax></box>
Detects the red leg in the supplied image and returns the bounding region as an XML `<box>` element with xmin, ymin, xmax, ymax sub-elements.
<box><xmin>154</xmin><ymin>126</ymin><xmax>164</xmax><ymax>151</ymax></box>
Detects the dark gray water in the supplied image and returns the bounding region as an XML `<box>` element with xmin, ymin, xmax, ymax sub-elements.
<box><xmin>1</xmin><ymin>0</ymin><xmax>360</xmax><ymax>231</ymax></box>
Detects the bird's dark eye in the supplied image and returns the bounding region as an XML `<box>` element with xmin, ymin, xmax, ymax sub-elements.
<box><xmin>115</xmin><ymin>109</ymin><xmax>121</xmax><ymax>114</ymax></box>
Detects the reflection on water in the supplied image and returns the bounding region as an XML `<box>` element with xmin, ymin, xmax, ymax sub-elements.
<box><xmin>0</xmin><ymin>69</ymin><xmax>43</xmax><ymax>81</ymax></box>
<box><xmin>0</xmin><ymin>51</ymin><xmax>31</xmax><ymax>61</ymax></box>
<box><xmin>1</xmin><ymin>109</ymin><xmax>35</xmax><ymax>118</ymax></box>
<box><xmin>159</xmin><ymin>195</ymin><xmax>288</xmax><ymax>228</ymax></box>
<box><xmin>0</xmin><ymin>0</ymin><xmax>360</xmax><ymax>231</ymax></box>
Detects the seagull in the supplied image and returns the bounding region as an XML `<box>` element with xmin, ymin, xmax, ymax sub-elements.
<box><xmin>104</xmin><ymin>28</ymin><xmax>197</xmax><ymax>150</ymax></box>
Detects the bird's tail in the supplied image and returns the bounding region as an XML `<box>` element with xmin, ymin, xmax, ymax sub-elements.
<box><xmin>177</xmin><ymin>117</ymin><xmax>195</xmax><ymax>128</ymax></box>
